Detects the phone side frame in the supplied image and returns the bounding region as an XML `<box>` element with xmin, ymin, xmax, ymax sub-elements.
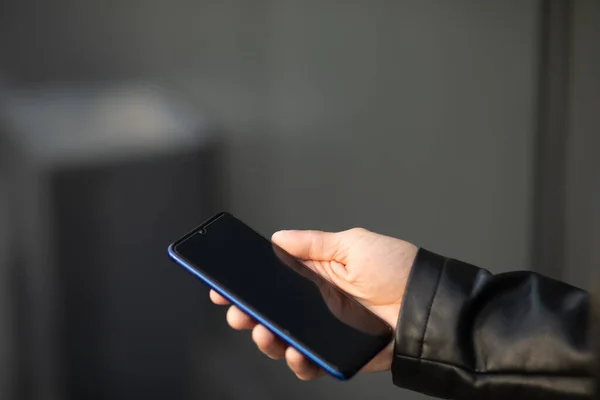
<box><xmin>167</xmin><ymin>243</ymin><xmax>349</xmax><ymax>381</ymax></box>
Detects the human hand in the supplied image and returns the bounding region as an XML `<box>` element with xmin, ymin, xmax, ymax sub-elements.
<box><xmin>210</xmin><ymin>228</ymin><xmax>418</xmax><ymax>380</ymax></box>
<box><xmin>269</xmin><ymin>244</ymin><xmax>394</xmax><ymax>337</ymax></box>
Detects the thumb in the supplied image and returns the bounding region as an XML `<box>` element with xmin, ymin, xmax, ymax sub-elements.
<box><xmin>272</xmin><ymin>230</ymin><xmax>339</xmax><ymax>261</ymax></box>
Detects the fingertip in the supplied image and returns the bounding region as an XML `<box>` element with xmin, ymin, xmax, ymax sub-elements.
<box><xmin>285</xmin><ymin>347</ymin><xmax>323</xmax><ymax>381</ymax></box>
<box><xmin>251</xmin><ymin>325</ymin><xmax>287</xmax><ymax>360</ymax></box>
<box><xmin>271</xmin><ymin>230</ymin><xmax>293</xmax><ymax>244</ymax></box>
<box><xmin>285</xmin><ymin>347</ymin><xmax>304</xmax><ymax>370</ymax></box>
<box><xmin>252</xmin><ymin>325</ymin><xmax>274</xmax><ymax>347</ymax></box>
<box><xmin>209</xmin><ymin>289</ymin><xmax>230</xmax><ymax>305</ymax></box>
<box><xmin>226</xmin><ymin>306</ymin><xmax>255</xmax><ymax>330</ymax></box>
<box><xmin>285</xmin><ymin>347</ymin><xmax>324</xmax><ymax>381</ymax></box>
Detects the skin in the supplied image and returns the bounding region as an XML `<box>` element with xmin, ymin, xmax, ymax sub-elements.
<box><xmin>209</xmin><ymin>228</ymin><xmax>418</xmax><ymax>381</ymax></box>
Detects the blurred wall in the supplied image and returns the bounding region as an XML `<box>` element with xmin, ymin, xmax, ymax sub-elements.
<box><xmin>0</xmin><ymin>1</ymin><xmax>542</xmax><ymax>399</ymax></box>
<box><xmin>233</xmin><ymin>0</ymin><xmax>537</xmax><ymax>272</ymax></box>
<box><xmin>0</xmin><ymin>0</ymin><xmax>540</xmax><ymax>266</ymax></box>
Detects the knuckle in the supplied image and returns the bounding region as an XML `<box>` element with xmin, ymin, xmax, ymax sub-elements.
<box><xmin>348</xmin><ymin>227</ymin><xmax>368</xmax><ymax>235</ymax></box>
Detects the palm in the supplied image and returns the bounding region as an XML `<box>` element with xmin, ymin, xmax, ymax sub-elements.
<box><xmin>303</xmin><ymin>229</ymin><xmax>416</xmax><ymax>328</ymax></box>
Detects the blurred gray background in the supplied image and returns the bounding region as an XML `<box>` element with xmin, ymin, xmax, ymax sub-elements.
<box><xmin>0</xmin><ymin>0</ymin><xmax>598</xmax><ymax>399</ymax></box>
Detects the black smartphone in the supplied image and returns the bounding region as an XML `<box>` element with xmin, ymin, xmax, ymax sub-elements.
<box><xmin>168</xmin><ymin>212</ymin><xmax>393</xmax><ymax>380</ymax></box>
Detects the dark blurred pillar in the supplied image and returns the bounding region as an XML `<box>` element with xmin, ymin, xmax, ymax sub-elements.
<box><xmin>0</xmin><ymin>138</ymin><xmax>14</xmax><ymax>400</ymax></box>
<box><xmin>0</xmin><ymin>83</ymin><xmax>224</xmax><ymax>400</ymax></box>
<box><xmin>532</xmin><ymin>0</ymin><xmax>570</xmax><ymax>279</ymax></box>
<box><xmin>532</xmin><ymin>0</ymin><xmax>600</xmax><ymax>290</ymax></box>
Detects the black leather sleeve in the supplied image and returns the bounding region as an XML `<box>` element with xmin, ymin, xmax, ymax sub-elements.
<box><xmin>392</xmin><ymin>249</ymin><xmax>594</xmax><ymax>399</ymax></box>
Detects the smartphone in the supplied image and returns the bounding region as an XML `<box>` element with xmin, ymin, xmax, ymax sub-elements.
<box><xmin>167</xmin><ymin>212</ymin><xmax>393</xmax><ymax>380</ymax></box>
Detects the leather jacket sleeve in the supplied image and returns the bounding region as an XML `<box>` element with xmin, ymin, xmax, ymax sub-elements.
<box><xmin>392</xmin><ymin>249</ymin><xmax>593</xmax><ymax>399</ymax></box>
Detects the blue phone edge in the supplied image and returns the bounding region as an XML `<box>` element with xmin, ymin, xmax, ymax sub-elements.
<box><xmin>167</xmin><ymin>244</ymin><xmax>349</xmax><ymax>381</ymax></box>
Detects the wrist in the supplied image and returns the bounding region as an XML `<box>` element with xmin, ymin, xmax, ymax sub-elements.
<box><xmin>364</xmin><ymin>341</ymin><xmax>395</xmax><ymax>373</ymax></box>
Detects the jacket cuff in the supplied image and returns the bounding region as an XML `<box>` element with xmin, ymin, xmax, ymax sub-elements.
<box><xmin>391</xmin><ymin>248</ymin><xmax>447</xmax><ymax>392</ymax></box>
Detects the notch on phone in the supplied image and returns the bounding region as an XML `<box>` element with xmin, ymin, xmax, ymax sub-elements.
<box><xmin>196</xmin><ymin>212</ymin><xmax>225</xmax><ymax>236</ymax></box>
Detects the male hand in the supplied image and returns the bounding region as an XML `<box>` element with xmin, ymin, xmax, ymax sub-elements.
<box><xmin>210</xmin><ymin>228</ymin><xmax>418</xmax><ymax>380</ymax></box>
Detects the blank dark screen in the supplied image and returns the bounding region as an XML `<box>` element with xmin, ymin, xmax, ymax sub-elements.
<box><xmin>174</xmin><ymin>213</ymin><xmax>392</xmax><ymax>376</ymax></box>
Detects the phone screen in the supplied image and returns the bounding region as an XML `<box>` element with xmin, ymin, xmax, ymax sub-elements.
<box><xmin>171</xmin><ymin>212</ymin><xmax>393</xmax><ymax>378</ymax></box>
